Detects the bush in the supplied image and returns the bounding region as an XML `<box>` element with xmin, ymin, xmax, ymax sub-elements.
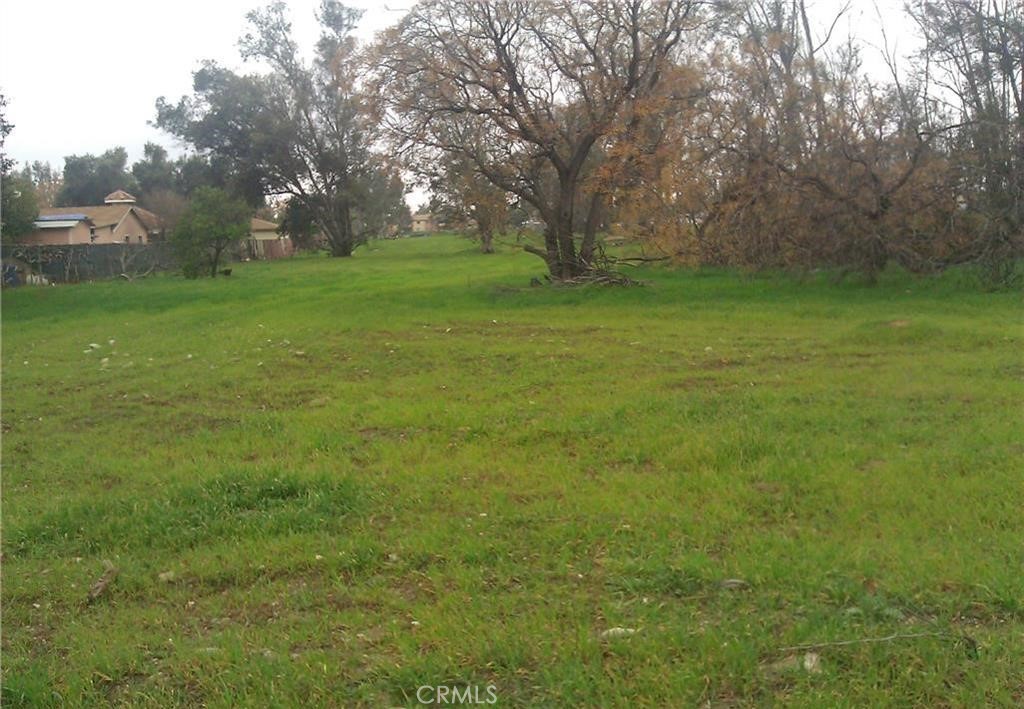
<box><xmin>171</xmin><ymin>187</ymin><xmax>249</xmax><ymax>278</ymax></box>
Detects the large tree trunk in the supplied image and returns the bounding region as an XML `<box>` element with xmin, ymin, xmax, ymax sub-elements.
<box><xmin>536</xmin><ymin>222</ymin><xmax>581</xmax><ymax>279</ymax></box>
<box><xmin>319</xmin><ymin>199</ymin><xmax>354</xmax><ymax>257</ymax></box>
<box><xmin>524</xmin><ymin>179</ymin><xmax>592</xmax><ymax>279</ymax></box>
<box><xmin>328</xmin><ymin>222</ymin><xmax>353</xmax><ymax>256</ymax></box>
<box><xmin>330</xmin><ymin>240</ymin><xmax>353</xmax><ymax>257</ymax></box>
<box><xmin>476</xmin><ymin>212</ymin><xmax>496</xmax><ymax>253</ymax></box>
<box><xmin>579</xmin><ymin>192</ymin><xmax>604</xmax><ymax>266</ymax></box>
<box><xmin>554</xmin><ymin>181</ymin><xmax>579</xmax><ymax>279</ymax></box>
<box><xmin>857</xmin><ymin>231</ymin><xmax>888</xmax><ymax>283</ymax></box>
<box><xmin>480</xmin><ymin>228</ymin><xmax>494</xmax><ymax>254</ymax></box>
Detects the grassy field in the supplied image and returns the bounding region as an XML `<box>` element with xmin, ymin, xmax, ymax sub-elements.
<box><xmin>2</xmin><ymin>235</ymin><xmax>1022</xmax><ymax>707</ymax></box>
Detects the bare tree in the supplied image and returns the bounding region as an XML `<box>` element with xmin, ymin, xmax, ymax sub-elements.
<box><xmin>371</xmin><ymin>0</ymin><xmax>704</xmax><ymax>279</ymax></box>
<box><xmin>420</xmin><ymin>148</ymin><xmax>510</xmax><ymax>253</ymax></box>
<box><xmin>909</xmin><ymin>0</ymin><xmax>1023</xmax><ymax>282</ymax></box>
<box><xmin>614</xmin><ymin>0</ymin><xmax>964</xmax><ymax>279</ymax></box>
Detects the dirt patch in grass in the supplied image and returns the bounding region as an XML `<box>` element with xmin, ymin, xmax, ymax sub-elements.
<box><xmin>698</xmin><ymin>357</ymin><xmax>747</xmax><ymax>370</ymax></box>
<box><xmin>666</xmin><ymin>376</ymin><xmax>721</xmax><ymax>390</ymax></box>
<box><xmin>358</xmin><ymin>426</ymin><xmax>422</xmax><ymax>441</ymax></box>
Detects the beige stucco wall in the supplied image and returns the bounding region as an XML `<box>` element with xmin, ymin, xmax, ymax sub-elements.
<box><xmin>20</xmin><ymin>222</ymin><xmax>92</xmax><ymax>245</ymax></box>
<box><xmin>88</xmin><ymin>225</ymin><xmax>115</xmax><ymax>243</ymax></box>
<box><xmin>108</xmin><ymin>212</ymin><xmax>149</xmax><ymax>244</ymax></box>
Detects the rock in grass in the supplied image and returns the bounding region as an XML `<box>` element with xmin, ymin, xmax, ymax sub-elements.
<box><xmin>158</xmin><ymin>570</ymin><xmax>176</xmax><ymax>583</ymax></box>
<box><xmin>764</xmin><ymin>652</ymin><xmax>823</xmax><ymax>675</ymax></box>
<box><xmin>601</xmin><ymin>627</ymin><xmax>638</xmax><ymax>639</ymax></box>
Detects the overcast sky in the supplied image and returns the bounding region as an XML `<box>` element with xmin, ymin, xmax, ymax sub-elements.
<box><xmin>0</xmin><ymin>0</ymin><xmax>919</xmax><ymax>174</ymax></box>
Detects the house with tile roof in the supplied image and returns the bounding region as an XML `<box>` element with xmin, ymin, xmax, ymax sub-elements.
<box><xmin>20</xmin><ymin>190</ymin><xmax>162</xmax><ymax>246</ymax></box>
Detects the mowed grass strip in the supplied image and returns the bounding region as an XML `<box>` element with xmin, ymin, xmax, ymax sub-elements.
<box><xmin>2</xmin><ymin>235</ymin><xmax>1022</xmax><ymax>706</ymax></box>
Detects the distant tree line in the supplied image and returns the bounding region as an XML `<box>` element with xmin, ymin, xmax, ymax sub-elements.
<box><xmin>5</xmin><ymin>141</ymin><xmax>262</xmax><ymax>236</ymax></box>
<box><xmin>4</xmin><ymin>1</ymin><xmax>1021</xmax><ymax>286</ymax></box>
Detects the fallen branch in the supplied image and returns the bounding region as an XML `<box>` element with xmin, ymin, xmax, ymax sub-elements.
<box><xmin>779</xmin><ymin>631</ymin><xmax>950</xmax><ymax>652</ymax></box>
<box><xmin>119</xmin><ymin>265</ymin><xmax>156</xmax><ymax>282</ymax></box>
<box><xmin>613</xmin><ymin>256</ymin><xmax>671</xmax><ymax>264</ymax></box>
<box><xmin>554</xmin><ymin>269</ymin><xmax>643</xmax><ymax>287</ymax></box>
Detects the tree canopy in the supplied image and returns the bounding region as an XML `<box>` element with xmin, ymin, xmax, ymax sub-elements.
<box><xmin>171</xmin><ymin>186</ymin><xmax>251</xmax><ymax>278</ymax></box>
<box><xmin>56</xmin><ymin>147</ymin><xmax>138</xmax><ymax>206</ymax></box>
<box><xmin>156</xmin><ymin>1</ymin><xmax>404</xmax><ymax>256</ymax></box>
<box><xmin>1</xmin><ymin>94</ymin><xmax>39</xmax><ymax>242</ymax></box>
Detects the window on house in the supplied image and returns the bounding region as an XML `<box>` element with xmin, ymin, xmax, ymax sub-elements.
<box><xmin>137</xmin><ymin>235</ymin><xmax>143</xmax><ymax>243</ymax></box>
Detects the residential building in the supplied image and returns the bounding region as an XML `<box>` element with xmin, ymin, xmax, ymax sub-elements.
<box><xmin>22</xmin><ymin>190</ymin><xmax>161</xmax><ymax>245</ymax></box>
<box><xmin>245</xmin><ymin>218</ymin><xmax>294</xmax><ymax>259</ymax></box>
<box><xmin>411</xmin><ymin>212</ymin><xmax>436</xmax><ymax>233</ymax></box>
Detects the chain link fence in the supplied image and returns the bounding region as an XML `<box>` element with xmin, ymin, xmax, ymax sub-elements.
<box><xmin>2</xmin><ymin>243</ymin><xmax>178</xmax><ymax>285</ymax></box>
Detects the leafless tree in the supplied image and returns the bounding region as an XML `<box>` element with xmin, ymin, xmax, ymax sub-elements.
<box><xmin>371</xmin><ymin>0</ymin><xmax>705</xmax><ymax>279</ymax></box>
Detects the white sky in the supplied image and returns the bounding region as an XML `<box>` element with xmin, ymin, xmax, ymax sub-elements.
<box><xmin>0</xmin><ymin>0</ymin><xmax>413</xmax><ymax>168</ymax></box>
<box><xmin>0</xmin><ymin>0</ymin><xmax>918</xmax><ymax>175</ymax></box>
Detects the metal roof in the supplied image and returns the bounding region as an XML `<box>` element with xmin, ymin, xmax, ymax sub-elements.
<box><xmin>35</xmin><ymin>213</ymin><xmax>89</xmax><ymax>222</ymax></box>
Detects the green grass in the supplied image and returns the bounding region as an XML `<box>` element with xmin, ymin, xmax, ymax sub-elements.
<box><xmin>2</xmin><ymin>235</ymin><xmax>1022</xmax><ymax>706</ymax></box>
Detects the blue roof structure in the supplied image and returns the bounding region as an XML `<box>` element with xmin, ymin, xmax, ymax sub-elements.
<box><xmin>36</xmin><ymin>214</ymin><xmax>88</xmax><ymax>221</ymax></box>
